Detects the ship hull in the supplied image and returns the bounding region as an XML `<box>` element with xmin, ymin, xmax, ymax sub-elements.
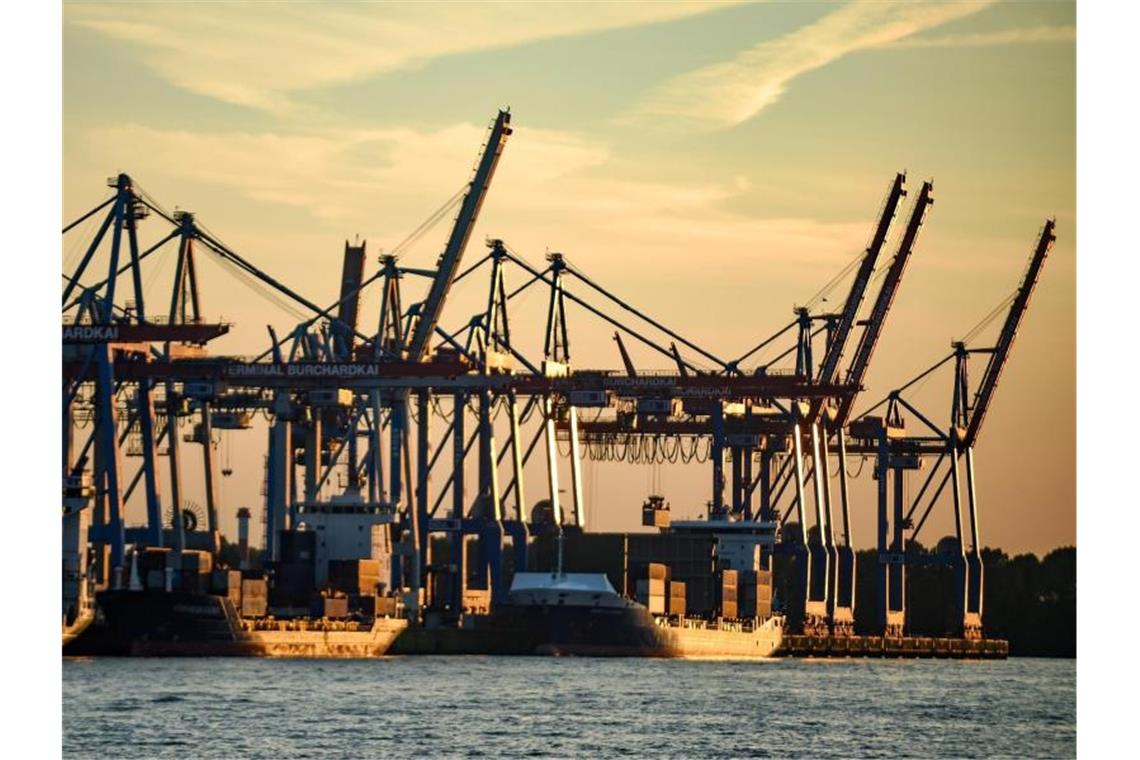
<box><xmin>390</xmin><ymin>604</ymin><xmax>784</xmax><ymax>658</ymax></box>
<box><xmin>63</xmin><ymin>590</ymin><xmax>407</xmax><ymax>658</ymax></box>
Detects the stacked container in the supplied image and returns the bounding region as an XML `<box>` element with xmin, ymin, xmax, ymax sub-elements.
<box><xmin>312</xmin><ymin>595</ymin><xmax>349</xmax><ymax>619</ymax></box>
<box><xmin>138</xmin><ymin>547</ymin><xmax>172</xmax><ymax>590</ymax></box>
<box><xmin>669</xmin><ymin>580</ymin><xmax>687</xmax><ymax>616</ymax></box>
<box><xmin>180</xmin><ymin>550</ymin><xmax>213</xmax><ymax>593</ymax></box>
<box><xmin>738</xmin><ymin>569</ymin><xmax>774</xmax><ymax>618</ymax></box>
<box><xmin>720</xmin><ymin>568</ymin><xmax>738</xmax><ymax>619</ymax></box>
<box><xmin>628</xmin><ymin>533</ymin><xmax>717</xmax><ymax>615</ymax></box>
<box><xmin>240</xmin><ymin>578</ymin><xmax>268</xmax><ymax>617</ymax></box>
<box><xmin>634</xmin><ymin>563</ymin><xmax>670</xmax><ymax>614</ymax></box>
<box><xmin>328</xmin><ymin>559</ymin><xmax>381</xmax><ymax>596</ymax></box>
<box><xmin>210</xmin><ymin>569</ymin><xmax>242</xmax><ymax>606</ymax></box>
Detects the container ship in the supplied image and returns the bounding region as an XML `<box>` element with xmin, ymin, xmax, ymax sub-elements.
<box><xmin>64</xmin><ymin>495</ymin><xmax>1002</xmax><ymax>660</ymax></box>
<box><xmin>389</xmin><ymin>568</ymin><xmax>785</xmax><ymax>658</ymax></box>
<box><xmin>65</xmin><ymin>496</ymin><xmax>788</xmax><ymax>659</ymax></box>
<box><xmin>63</xmin><ymin>544</ymin><xmax>406</xmax><ymax>658</ymax></box>
<box><xmin>389</xmin><ymin>511</ymin><xmax>786</xmax><ymax>657</ymax></box>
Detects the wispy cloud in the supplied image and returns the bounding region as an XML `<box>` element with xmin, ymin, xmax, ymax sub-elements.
<box><xmin>883</xmin><ymin>25</ymin><xmax>1075</xmax><ymax>49</ymax></box>
<box><xmin>66</xmin><ymin>1</ymin><xmax>739</xmax><ymax>113</ymax></box>
<box><xmin>69</xmin><ymin>120</ymin><xmax>870</xmax><ymax>286</ymax></box>
<box><xmin>627</xmin><ymin>0</ymin><xmax>994</xmax><ymax>129</ymax></box>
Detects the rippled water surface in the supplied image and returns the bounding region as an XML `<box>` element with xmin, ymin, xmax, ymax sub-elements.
<box><xmin>63</xmin><ymin>656</ymin><xmax>1074</xmax><ymax>758</ymax></box>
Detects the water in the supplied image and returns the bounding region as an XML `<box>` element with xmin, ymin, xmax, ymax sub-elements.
<box><xmin>63</xmin><ymin>657</ymin><xmax>1074</xmax><ymax>758</ymax></box>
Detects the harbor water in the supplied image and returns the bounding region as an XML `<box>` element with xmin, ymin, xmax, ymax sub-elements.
<box><xmin>63</xmin><ymin>656</ymin><xmax>1074</xmax><ymax>758</ymax></box>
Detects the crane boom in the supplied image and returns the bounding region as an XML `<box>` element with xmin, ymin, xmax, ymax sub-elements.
<box><xmin>837</xmin><ymin>180</ymin><xmax>934</xmax><ymax>426</ymax></box>
<box><xmin>816</xmin><ymin>173</ymin><xmax>907</xmax><ymax>386</ymax></box>
<box><xmin>406</xmin><ymin>110</ymin><xmax>512</xmax><ymax>362</ymax></box>
<box><xmin>963</xmin><ymin>219</ymin><xmax>1055</xmax><ymax>447</ymax></box>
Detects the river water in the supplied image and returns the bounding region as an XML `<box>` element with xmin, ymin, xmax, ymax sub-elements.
<box><xmin>63</xmin><ymin>656</ymin><xmax>1074</xmax><ymax>758</ymax></box>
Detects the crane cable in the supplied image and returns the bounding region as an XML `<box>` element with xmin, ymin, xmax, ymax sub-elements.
<box><xmin>388</xmin><ymin>185</ymin><xmax>467</xmax><ymax>259</ymax></box>
<box><xmin>804</xmin><ymin>247</ymin><xmax>866</xmax><ymax>312</ymax></box>
<box><xmin>961</xmin><ymin>291</ymin><xmax>1018</xmax><ymax>345</ymax></box>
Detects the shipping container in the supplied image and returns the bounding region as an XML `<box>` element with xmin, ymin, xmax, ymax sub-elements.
<box><xmin>374</xmin><ymin>596</ymin><xmax>398</xmax><ymax>617</ymax></box>
<box><xmin>211</xmin><ymin>569</ymin><xmax>242</xmax><ymax>602</ymax></box>
<box><xmin>241</xmin><ymin>596</ymin><xmax>267</xmax><ymax>618</ymax></box>
<box><xmin>180</xmin><ymin>550</ymin><xmax>213</xmax><ymax>574</ymax></box>
<box><xmin>241</xmin><ymin>578</ymin><xmax>268</xmax><ymax>600</ymax></box>
<box><xmin>669</xmin><ymin>580</ymin><xmax>687</xmax><ymax>616</ymax></box>
<box><xmin>314</xmin><ymin>596</ymin><xmax>349</xmax><ymax>619</ymax></box>
<box><xmin>271</xmin><ymin>561</ymin><xmax>315</xmax><ymax>605</ymax></box>
<box><xmin>328</xmin><ymin>559</ymin><xmax>381</xmax><ymax>595</ymax></box>
<box><xmin>278</xmin><ymin>530</ymin><xmax>317</xmax><ymax>563</ymax></box>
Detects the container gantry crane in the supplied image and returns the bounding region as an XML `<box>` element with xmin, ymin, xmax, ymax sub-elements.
<box><xmin>848</xmin><ymin>219</ymin><xmax>1055</xmax><ymax>637</ymax></box>
<box><xmin>62</xmin><ymin>111</ymin><xmax>1045</xmax><ymax>654</ymax></box>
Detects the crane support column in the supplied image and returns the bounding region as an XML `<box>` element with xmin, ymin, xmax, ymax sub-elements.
<box><xmin>804</xmin><ymin>422</ymin><xmax>829</xmax><ymax>633</ymax></box>
<box><xmin>368</xmin><ymin>392</ymin><xmax>385</xmax><ymax>503</ymax></box>
<box><xmin>815</xmin><ymin>425</ymin><xmax>838</xmax><ymax>623</ymax></box>
<box><xmin>542</xmin><ymin>396</ymin><xmax>563</xmax><ymax>526</ymax></box>
<box><xmin>711</xmin><ymin>404</ymin><xmax>726</xmax><ymax>517</ymax></box>
<box><xmin>506</xmin><ymin>390</ymin><xmax>527</xmax><ymax>523</ymax></box>
<box><xmin>567</xmin><ymin>405</ymin><xmax>586</xmax><ymax>528</ymax></box>
<box><xmin>165</xmin><ymin>383</ymin><xmax>186</xmax><ymax>554</ymax></box>
<box><xmin>759</xmin><ymin>448</ymin><xmax>774</xmax><ymax>572</ymax></box>
<box><xmin>949</xmin><ymin>440</ymin><xmax>970</xmax><ymax>635</ymax></box>
<box><xmin>304</xmin><ymin>408</ymin><xmax>321</xmax><ymax>503</ymax></box>
<box><xmin>807</xmin><ymin>423</ymin><xmax>830</xmax><ymax>614</ymax></box>
<box><xmin>477</xmin><ymin>390</ymin><xmax>505</xmax><ymax>602</ymax></box>
<box><xmin>875</xmin><ymin>428</ymin><xmax>890</xmax><ymax>635</ymax></box>
<box><xmin>742</xmin><ymin>447</ymin><xmax>754</xmax><ymax>520</ymax></box>
<box><xmin>887</xmin><ymin>460</ymin><xmax>906</xmax><ymax>637</ymax></box>
<box><xmin>833</xmin><ymin>428</ymin><xmax>856</xmax><ymax>633</ymax></box>
<box><xmin>790</xmin><ymin>423</ymin><xmax>812</xmax><ymax>632</ymax></box>
<box><xmin>415</xmin><ymin>391</ymin><xmax>431</xmax><ymax>602</ymax></box>
<box><xmin>265</xmin><ymin>393</ymin><xmax>292</xmax><ymax>561</ymax></box>
<box><xmin>963</xmin><ymin>446</ymin><xmax>984</xmax><ymax>637</ymax></box>
<box><xmin>450</xmin><ymin>392</ymin><xmax>466</xmax><ymax>614</ymax></box>
<box><xmin>136</xmin><ymin>381</ymin><xmax>164</xmax><ymax>546</ymax></box>
<box><xmin>200</xmin><ymin>401</ymin><xmax>221</xmax><ymax>555</ymax></box>
<box><xmin>95</xmin><ymin>344</ymin><xmax>126</xmax><ymax>586</ymax></box>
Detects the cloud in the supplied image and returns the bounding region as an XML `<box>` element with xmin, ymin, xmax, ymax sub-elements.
<box><xmin>882</xmin><ymin>25</ymin><xmax>1075</xmax><ymax>49</ymax></box>
<box><xmin>68</xmin><ymin>119</ymin><xmax>872</xmax><ymax>298</ymax></box>
<box><xmin>626</xmin><ymin>0</ymin><xmax>994</xmax><ymax>129</ymax></box>
<box><xmin>74</xmin><ymin>121</ymin><xmax>612</xmax><ymax>221</ymax></box>
<box><xmin>66</xmin><ymin>1</ymin><xmax>739</xmax><ymax>113</ymax></box>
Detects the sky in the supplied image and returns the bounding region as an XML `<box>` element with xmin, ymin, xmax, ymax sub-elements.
<box><xmin>62</xmin><ymin>0</ymin><xmax>1075</xmax><ymax>556</ymax></box>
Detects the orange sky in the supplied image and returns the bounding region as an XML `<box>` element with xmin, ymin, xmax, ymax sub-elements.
<box><xmin>63</xmin><ymin>1</ymin><xmax>1075</xmax><ymax>555</ymax></box>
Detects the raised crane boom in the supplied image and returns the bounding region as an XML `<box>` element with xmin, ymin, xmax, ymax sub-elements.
<box><xmin>406</xmin><ymin>109</ymin><xmax>513</xmax><ymax>362</ymax></box>
<box><xmin>816</xmin><ymin>172</ymin><xmax>907</xmax><ymax>386</ymax></box>
<box><xmin>836</xmin><ymin>180</ymin><xmax>934</xmax><ymax>426</ymax></box>
<box><xmin>963</xmin><ymin>219</ymin><xmax>1055</xmax><ymax>447</ymax></box>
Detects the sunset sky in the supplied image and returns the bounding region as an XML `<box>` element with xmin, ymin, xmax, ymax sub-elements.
<box><xmin>62</xmin><ymin>1</ymin><xmax>1075</xmax><ymax>556</ymax></box>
